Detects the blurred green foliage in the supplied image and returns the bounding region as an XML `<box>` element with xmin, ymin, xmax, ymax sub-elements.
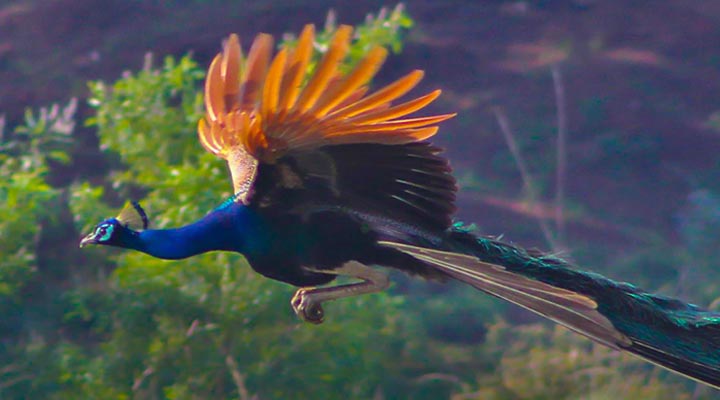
<box><xmin>466</xmin><ymin>322</ymin><xmax>694</xmax><ymax>400</ymax></box>
<box><xmin>2</xmin><ymin>4</ymin><xmax>720</xmax><ymax>399</ymax></box>
<box><xmin>0</xmin><ymin>99</ymin><xmax>78</xmax><ymax>296</ymax></box>
<box><xmin>280</xmin><ymin>3</ymin><xmax>413</xmax><ymax>75</ymax></box>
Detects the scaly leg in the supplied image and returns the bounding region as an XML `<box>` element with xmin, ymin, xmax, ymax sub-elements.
<box><xmin>291</xmin><ymin>261</ymin><xmax>389</xmax><ymax>324</ymax></box>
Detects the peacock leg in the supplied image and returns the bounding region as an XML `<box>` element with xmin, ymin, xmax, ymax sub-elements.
<box><xmin>291</xmin><ymin>261</ymin><xmax>389</xmax><ymax>324</ymax></box>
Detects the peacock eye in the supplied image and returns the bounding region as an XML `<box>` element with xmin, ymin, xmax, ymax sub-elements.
<box><xmin>96</xmin><ymin>224</ymin><xmax>114</xmax><ymax>242</ymax></box>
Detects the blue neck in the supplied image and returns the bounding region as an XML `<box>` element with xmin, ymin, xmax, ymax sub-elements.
<box><xmin>127</xmin><ymin>203</ymin><xmax>262</xmax><ymax>260</ymax></box>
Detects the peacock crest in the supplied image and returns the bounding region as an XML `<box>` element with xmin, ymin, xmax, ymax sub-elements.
<box><xmin>115</xmin><ymin>201</ymin><xmax>149</xmax><ymax>231</ymax></box>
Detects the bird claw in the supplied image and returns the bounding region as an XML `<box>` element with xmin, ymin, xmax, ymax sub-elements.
<box><xmin>291</xmin><ymin>289</ymin><xmax>325</xmax><ymax>324</ymax></box>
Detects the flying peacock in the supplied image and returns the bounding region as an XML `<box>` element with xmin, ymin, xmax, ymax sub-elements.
<box><xmin>80</xmin><ymin>24</ymin><xmax>720</xmax><ymax>389</ymax></box>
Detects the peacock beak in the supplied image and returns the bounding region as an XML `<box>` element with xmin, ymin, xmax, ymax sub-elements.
<box><xmin>79</xmin><ymin>233</ymin><xmax>98</xmax><ymax>248</ymax></box>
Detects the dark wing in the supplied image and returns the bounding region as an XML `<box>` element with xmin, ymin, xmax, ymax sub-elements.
<box><xmin>198</xmin><ymin>24</ymin><xmax>454</xmax><ymax>204</ymax></box>
<box><xmin>250</xmin><ymin>141</ymin><xmax>457</xmax><ymax>232</ymax></box>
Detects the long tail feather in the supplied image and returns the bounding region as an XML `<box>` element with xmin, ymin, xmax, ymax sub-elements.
<box><xmin>380</xmin><ymin>231</ymin><xmax>720</xmax><ymax>389</ymax></box>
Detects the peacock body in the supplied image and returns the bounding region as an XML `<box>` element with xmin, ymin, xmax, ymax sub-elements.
<box><xmin>81</xmin><ymin>24</ymin><xmax>720</xmax><ymax>389</ymax></box>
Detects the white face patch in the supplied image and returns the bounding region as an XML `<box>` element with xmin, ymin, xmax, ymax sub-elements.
<box><xmin>95</xmin><ymin>223</ymin><xmax>115</xmax><ymax>242</ymax></box>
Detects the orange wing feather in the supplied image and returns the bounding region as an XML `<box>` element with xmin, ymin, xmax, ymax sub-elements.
<box><xmin>199</xmin><ymin>24</ymin><xmax>455</xmax><ymax>200</ymax></box>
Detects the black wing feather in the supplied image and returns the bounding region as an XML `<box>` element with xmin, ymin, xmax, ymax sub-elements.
<box><xmin>250</xmin><ymin>142</ymin><xmax>457</xmax><ymax>232</ymax></box>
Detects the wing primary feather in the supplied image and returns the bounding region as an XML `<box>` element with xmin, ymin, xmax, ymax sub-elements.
<box><xmin>321</xmin><ymin>127</ymin><xmax>440</xmax><ymax>146</ymax></box>
<box><xmin>197</xmin><ymin>119</ymin><xmax>218</xmax><ymax>155</ymax></box>
<box><xmin>221</xmin><ymin>34</ymin><xmax>242</xmax><ymax>111</ymax></box>
<box><xmin>204</xmin><ymin>55</ymin><xmax>224</xmax><ymax>122</ymax></box>
<box><xmin>329</xmin><ymin>115</ymin><xmax>456</xmax><ymax>135</ymax></box>
<box><xmin>311</xmin><ymin>46</ymin><xmax>388</xmax><ymax>117</ymax></box>
<box><xmin>240</xmin><ymin>33</ymin><xmax>274</xmax><ymax>109</ymax></box>
<box><xmin>261</xmin><ymin>48</ymin><xmax>288</xmax><ymax>121</ymax></box>
<box><xmin>294</xmin><ymin>25</ymin><xmax>353</xmax><ymax>112</ymax></box>
<box><xmin>328</xmin><ymin>70</ymin><xmax>425</xmax><ymax>120</ymax></box>
<box><xmin>278</xmin><ymin>24</ymin><xmax>315</xmax><ymax>112</ymax></box>
<box><xmin>346</xmin><ymin>90</ymin><xmax>442</xmax><ymax>125</ymax></box>
<box><xmin>329</xmin><ymin>87</ymin><xmax>369</xmax><ymax>112</ymax></box>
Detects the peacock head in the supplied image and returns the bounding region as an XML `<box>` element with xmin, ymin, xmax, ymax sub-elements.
<box><xmin>80</xmin><ymin>201</ymin><xmax>149</xmax><ymax>248</ymax></box>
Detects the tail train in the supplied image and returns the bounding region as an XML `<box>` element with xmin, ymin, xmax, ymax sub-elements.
<box><xmin>381</xmin><ymin>228</ymin><xmax>720</xmax><ymax>389</ymax></box>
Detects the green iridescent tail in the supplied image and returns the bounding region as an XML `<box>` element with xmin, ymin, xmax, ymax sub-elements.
<box><xmin>382</xmin><ymin>229</ymin><xmax>720</xmax><ymax>389</ymax></box>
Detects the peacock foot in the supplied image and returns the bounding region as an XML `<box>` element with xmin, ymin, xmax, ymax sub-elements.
<box><xmin>291</xmin><ymin>288</ymin><xmax>325</xmax><ymax>324</ymax></box>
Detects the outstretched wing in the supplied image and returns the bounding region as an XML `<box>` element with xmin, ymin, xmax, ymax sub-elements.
<box><xmin>251</xmin><ymin>141</ymin><xmax>457</xmax><ymax>232</ymax></box>
<box><xmin>198</xmin><ymin>24</ymin><xmax>455</xmax><ymax>204</ymax></box>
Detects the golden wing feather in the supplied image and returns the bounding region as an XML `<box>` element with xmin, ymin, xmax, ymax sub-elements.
<box><xmin>278</xmin><ymin>25</ymin><xmax>314</xmax><ymax>113</ymax></box>
<box><xmin>311</xmin><ymin>46</ymin><xmax>388</xmax><ymax>117</ymax></box>
<box><xmin>199</xmin><ymin>24</ymin><xmax>455</xmax><ymax>203</ymax></box>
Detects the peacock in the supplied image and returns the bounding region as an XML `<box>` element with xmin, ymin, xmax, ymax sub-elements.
<box><xmin>80</xmin><ymin>24</ymin><xmax>720</xmax><ymax>389</ymax></box>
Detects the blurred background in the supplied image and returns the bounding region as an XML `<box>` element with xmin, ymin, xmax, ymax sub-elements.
<box><xmin>2</xmin><ymin>0</ymin><xmax>720</xmax><ymax>398</ymax></box>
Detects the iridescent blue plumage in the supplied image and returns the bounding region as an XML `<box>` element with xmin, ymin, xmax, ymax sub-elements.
<box><xmin>83</xmin><ymin>202</ymin><xmax>262</xmax><ymax>259</ymax></box>
<box><xmin>135</xmin><ymin>204</ymin><xmax>258</xmax><ymax>259</ymax></box>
